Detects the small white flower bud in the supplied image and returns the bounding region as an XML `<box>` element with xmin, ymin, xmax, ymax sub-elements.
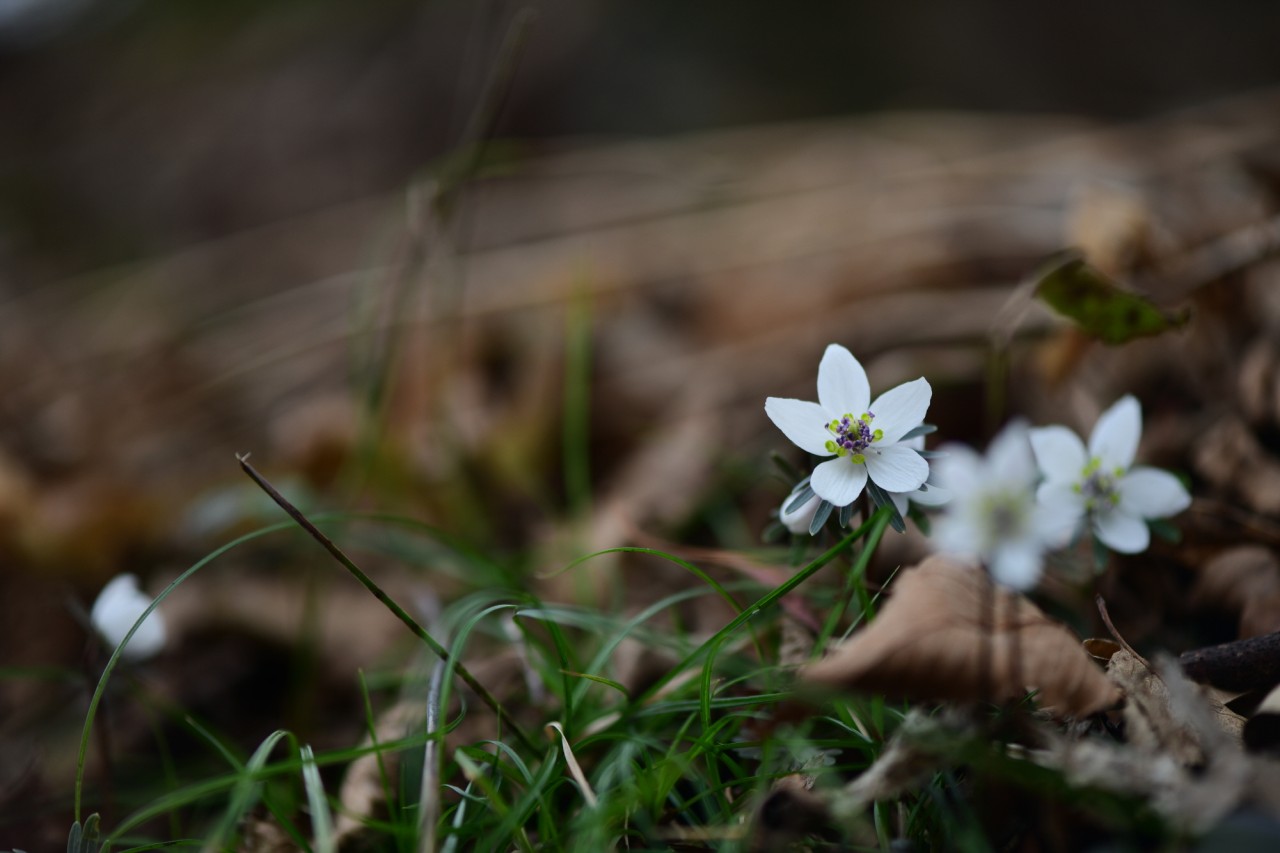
<box><xmin>90</xmin><ymin>574</ymin><xmax>166</xmax><ymax>660</ymax></box>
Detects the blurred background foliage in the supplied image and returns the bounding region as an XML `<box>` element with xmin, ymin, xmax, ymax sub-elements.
<box><xmin>7</xmin><ymin>0</ymin><xmax>1280</xmax><ymax>281</ymax></box>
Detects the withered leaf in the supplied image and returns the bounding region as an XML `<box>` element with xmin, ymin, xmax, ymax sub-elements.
<box><xmin>1034</xmin><ymin>250</ymin><xmax>1188</xmax><ymax>344</ymax></box>
<box><xmin>803</xmin><ymin>556</ymin><xmax>1120</xmax><ymax>716</ymax></box>
<box><xmin>1193</xmin><ymin>417</ymin><xmax>1280</xmax><ymax>516</ymax></box>
<box><xmin>1083</xmin><ymin>637</ymin><xmax>1123</xmax><ymax>663</ymax></box>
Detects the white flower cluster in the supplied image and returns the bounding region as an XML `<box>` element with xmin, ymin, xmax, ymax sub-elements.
<box><xmin>767</xmin><ymin>345</ymin><xmax>1191</xmax><ymax>590</ymax></box>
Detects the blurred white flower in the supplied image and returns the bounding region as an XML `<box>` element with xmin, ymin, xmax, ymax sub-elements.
<box><xmin>90</xmin><ymin>574</ymin><xmax>166</xmax><ymax>660</ymax></box>
<box><xmin>766</xmin><ymin>344</ymin><xmax>932</xmax><ymax>507</ymax></box>
<box><xmin>1030</xmin><ymin>395</ymin><xmax>1191</xmax><ymax>555</ymax></box>
<box><xmin>932</xmin><ymin>421</ymin><xmax>1074</xmax><ymax>590</ymax></box>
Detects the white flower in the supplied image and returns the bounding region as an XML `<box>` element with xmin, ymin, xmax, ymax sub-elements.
<box><xmin>932</xmin><ymin>421</ymin><xmax>1074</xmax><ymax>590</ymax></box>
<box><xmin>765</xmin><ymin>344</ymin><xmax>932</xmax><ymax>508</ymax></box>
<box><xmin>1029</xmin><ymin>395</ymin><xmax>1191</xmax><ymax>555</ymax></box>
<box><xmin>90</xmin><ymin>574</ymin><xmax>166</xmax><ymax>660</ymax></box>
<box><xmin>779</xmin><ymin>490</ymin><xmax>821</xmax><ymax>534</ymax></box>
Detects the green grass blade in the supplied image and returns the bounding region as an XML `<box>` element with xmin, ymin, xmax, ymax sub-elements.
<box><xmin>204</xmin><ymin>730</ymin><xmax>292</xmax><ymax>852</ymax></box>
<box><xmin>633</xmin><ymin>508</ymin><xmax>891</xmax><ymax>706</ymax></box>
<box><xmin>300</xmin><ymin>744</ymin><xmax>335</xmax><ymax>853</ymax></box>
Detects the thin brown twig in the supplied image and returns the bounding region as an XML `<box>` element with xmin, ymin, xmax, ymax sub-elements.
<box><xmin>1095</xmin><ymin>594</ymin><xmax>1151</xmax><ymax>670</ymax></box>
<box><xmin>236</xmin><ymin>453</ymin><xmax>537</xmax><ymax>754</ymax></box>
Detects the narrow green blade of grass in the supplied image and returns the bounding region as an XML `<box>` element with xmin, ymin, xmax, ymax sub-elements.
<box><xmin>300</xmin><ymin>745</ymin><xmax>335</xmax><ymax>853</ymax></box>
<box><xmin>416</xmin><ymin>660</ymin><xmax>447</xmax><ymax>853</ymax></box>
<box><xmin>544</xmin><ymin>545</ymin><xmax>765</xmax><ymax>660</ymax></box>
<box><xmin>432</xmin><ymin>603</ymin><xmax>521</xmax><ymax>757</ymax></box>
<box><xmin>560</xmin><ymin>671</ymin><xmax>628</xmax><ymax>696</ymax></box>
<box><xmin>205</xmin><ymin>730</ymin><xmax>292</xmax><ymax>852</ymax></box>
<box><xmin>452</xmin><ymin>751</ymin><xmax>533</xmax><ymax>853</ymax></box>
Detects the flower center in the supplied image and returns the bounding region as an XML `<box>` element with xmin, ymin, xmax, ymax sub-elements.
<box><xmin>824</xmin><ymin>412</ymin><xmax>882</xmax><ymax>464</ymax></box>
<box><xmin>981</xmin><ymin>491</ymin><xmax>1028</xmax><ymax>544</ymax></box>
<box><xmin>1075</xmin><ymin>457</ymin><xmax>1123</xmax><ymax>511</ymax></box>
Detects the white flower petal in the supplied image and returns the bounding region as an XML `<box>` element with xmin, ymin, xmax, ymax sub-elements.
<box><xmin>765</xmin><ymin>397</ymin><xmax>834</xmax><ymax>456</ymax></box>
<box><xmin>909</xmin><ymin>482</ymin><xmax>951</xmax><ymax>507</ymax></box>
<box><xmin>1092</xmin><ymin>509</ymin><xmax>1150</xmax><ymax>554</ymax></box>
<box><xmin>890</xmin><ymin>491</ymin><xmax>909</xmax><ymax>517</ymax></box>
<box><xmin>91</xmin><ymin>574</ymin><xmax>166</xmax><ymax>660</ymax></box>
<box><xmin>1118</xmin><ymin>467</ymin><xmax>1191</xmax><ymax>519</ymax></box>
<box><xmin>1032</xmin><ymin>500</ymin><xmax>1080</xmax><ymax>548</ymax></box>
<box><xmin>816</xmin><ymin>344</ymin><xmax>870</xmax><ymax>415</ymax></box>
<box><xmin>869</xmin><ymin>378</ymin><xmax>932</xmax><ymax>443</ymax></box>
<box><xmin>865</xmin><ymin>444</ymin><xmax>929</xmax><ymax>492</ymax></box>
<box><xmin>1037</xmin><ymin>480</ymin><xmax>1086</xmax><ymax>519</ymax></box>
<box><xmin>811</xmin><ymin>457</ymin><xmax>868</xmax><ymax>507</ymax></box>
<box><xmin>1089</xmin><ymin>395</ymin><xmax>1141</xmax><ymax>471</ymax></box>
<box><xmin>988</xmin><ymin>541</ymin><xmax>1044</xmax><ymax>591</ymax></box>
<box><xmin>779</xmin><ymin>492</ymin><xmax>821</xmax><ymax>534</ymax></box>
<box><xmin>934</xmin><ymin>444</ymin><xmax>983</xmax><ymax>495</ymax></box>
<box><xmin>1029</xmin><ymin>425</ymin><xmax>1088</xmax><ymax>483</ymax></box>
<box><xmin>987</xmin><ymin>420</ymin><xmax>1036</xmax><ymax>486</ymax></box>
<box><xmin>932</xmin><ymin>513</ymin><xmax>981</xmax><ymax>559</ymax></box>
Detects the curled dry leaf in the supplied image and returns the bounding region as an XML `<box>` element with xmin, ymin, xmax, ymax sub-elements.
<box><xmin>1191</xmin><ymin>545</ymin><xmax>1280</xmax><ymax>638</ymax></box>
<box><xmin>1083</xmin><ymin>638</ymin><xmax>1123</xmax><ymax>663</ymax></box>
<box><xmin>802</xmin><ymin>556</ymin><xmax>1120</xmax><ymax>717</ymax></box>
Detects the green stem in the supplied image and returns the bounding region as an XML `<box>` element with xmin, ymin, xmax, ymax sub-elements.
<box><xmin>812</xmin><ymin>509</ymin><xmax>891</xmax><ymax>653</ymax></box>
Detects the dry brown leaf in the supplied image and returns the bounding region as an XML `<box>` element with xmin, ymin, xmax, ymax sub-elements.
<box><xmin>1238</xmin><ymin>338</ymin><xmax>1280</xmax><ymax>426</ymax></box>
<box><xmin>802</xmin><ymin>556</ymin><xmax>1120</xmax><ymax>717</ymax></box>
<box><xmin>1110</xmin><ymin>650</ymin><xmax>1207</xmax><ymax>766</ymax></box>
<box><xmin>1109</xmin><ymin>651</ymin><xmax>1246</xmax><ymax>767</ymax></box>
<box><xmin>1194</xmin><ymin>417</ymin><xmax>1280</xmax><ymax>516</ymax></box>
<box><xmin>1083</xmin><ymin>638</ymin><xmax>1122</xmax><ymax>663</ymax></box>
<box><xmin>1045</xmin><ymin>656</ymin><xmax>1254</xmax><ymax>833</ymax></box>
<box><xmin>1191</xmin><ymin>545</ymin><xmax>1280</xmax><ymax>638</ymax></box>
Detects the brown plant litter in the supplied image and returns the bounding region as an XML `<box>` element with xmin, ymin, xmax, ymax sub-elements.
<box><xmin>803</xmin><ymin>556</ymin><xmax>1120</xmax><ymax>717</ymax></box>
